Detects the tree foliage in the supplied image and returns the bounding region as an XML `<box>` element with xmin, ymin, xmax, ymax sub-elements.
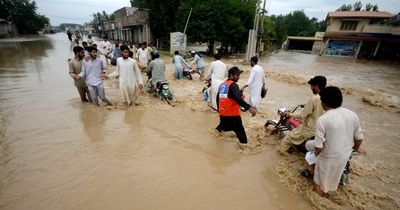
<box><xmin>336</xmin><ymin>1</ymin><xmax>378</xmax><ymax>12</ymax></box>
<box><xmin>91</xmin><ymin>11</ymin><xmax>114</xmax><ymax>34</ymax></box>
<box><xmin>131</xmin><ymin>0</ymin><xmax>256</xmax><ymax>51</ymax></box>
<box><xmin>353</xmin><ymin>1</ymin><xmax>362</xmax><ymax>11</ymax></box>
<box><xmin>337</xmin><ymin>4</ymin><xmax>353</xmax><ymax>11</ymax></box>
<box><xmin>0</xmin><ymin>0</ymin><xmax>49</xmax><ymax>34</ymax></box>
<box><xmin>366</xmin><ymin>3</ymin><xmax>379</xmax><ymax>11</ymax></box>
<box><xmin>268</xmin><ymin>10</ymin><xmax>322</xmax><ymax>45</ymax></box>
<box><xmin>131</xmin><ymin>0</ymin><xmax>181</xmax><ymax>43</ymax></box>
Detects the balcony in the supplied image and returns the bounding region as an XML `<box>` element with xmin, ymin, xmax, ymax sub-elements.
<box><xmin>362</xmin><ymin>25</ymin><xmax>400</xmax><ymax>35</ymax></box>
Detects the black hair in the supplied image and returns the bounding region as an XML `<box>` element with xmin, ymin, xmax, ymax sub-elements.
<box><xmin>174</xmin><ymin>50</ymin><xmax>179</xmax><ymax>55</ymax></box>
<box><xmin>82</xmin><ymin>41</ymin><xmax>88</xmax><ymax>46</ymax></box>
<box><xmin>73</xmin><ymin>46</ymin><xmax>84</xmax><ymax>54</ymax></box>
<box><xmin>228</xmin><ymin>66</ymin><xmax>243</xmax><ymax>76</ymax></box>
<box><xmin>319</xmin><ymin>86</ymin><xmax>343</xmax><ymax>108</ymax></box>
<box><xmin>214</xmin><ymin>54</ymin><xmax>221</xmax><ymax>60</ymax></box>
<box><xmin>251</xmin><ymin>56</ymin><xmax>258</xmax><ymax>64</ymax></box>
<box><xmin>152</xmin><ymin>53</ymin><xmax>160</xmax><ymax>59</ymax></box>
<box><xmin>129</xmin><ymin>51</ymin><xmax>133</xmax><ymax>58</ymax></box>
<box><xmin>120</xmin><ymin>45</ymin><xmax>129</xmax><ymax>52</ymax></box>
<box><xmin>87</xmin><ymin>46</ymin><xmax>97</xmax><ymax>52</ymax></box>
<box><xmin>308</xmin><ymin>75</ymin><xmax>327</xmax><ymax>89</ymax></box>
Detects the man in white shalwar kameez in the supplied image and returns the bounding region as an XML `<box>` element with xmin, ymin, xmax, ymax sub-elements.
<box><xmin>242</xmin><ymin>56</ymin><xmax>265</xmax><ymax>110</ymax></box>
<box><xmin>306</xmin><ymin>86</ymin><xmax>363</xmax><ymax>196</ymax></box>
<box><xmin>99</xmin><ymin>39</ymin><xmax>112</xmax><ymax>65</ymax></box>
<box><xmin>108</xmin><ymin>45</ymin><xmax>143</xmax><ymax>106</ymax></box>
<box><xmin>136</xmin><ymin>43</ymin><xmax>150</xmax><ymax>71</ymax></box>
<box><xmin>206</xmin><ymin>54</ymin><xmax>227</xmax><ymax>110</ymax></box>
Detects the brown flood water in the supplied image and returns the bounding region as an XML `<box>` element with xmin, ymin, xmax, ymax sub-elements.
<box><xmin>1</xmin><ymin>33</ymin><xmax>399</xmax><ymax>209</ymax></box>
<box><xmin>0</xmin><ymin>34</ymin><xmax>310</xmax><ymax>209</ymax></box>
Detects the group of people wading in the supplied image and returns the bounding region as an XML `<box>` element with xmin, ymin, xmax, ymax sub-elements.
<box><xmin>68</xmin><ymin>34</ymin><xmax>365</xmax><ymax>197</ymax></box>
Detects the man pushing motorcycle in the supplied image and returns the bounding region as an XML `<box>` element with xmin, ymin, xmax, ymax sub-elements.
<box><xmin>279</xmin><ymin>76</ymin><xmax>327</xmax><ymax>154</ymax></box>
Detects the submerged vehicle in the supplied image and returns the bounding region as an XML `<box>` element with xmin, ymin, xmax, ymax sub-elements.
<box><xmin>265</xmin><ymin>104</ymin><xmax>354</xmax><ymax>186</ymax></box>
<box><xmin>265</xmin><ymin>104</ymin><xmax>304</xmax><ymax>137</ymax></box>
<box><xmin>155</xmin><ymin>81</ymin><xmax>173</xmax><ymax>105</ymax></box>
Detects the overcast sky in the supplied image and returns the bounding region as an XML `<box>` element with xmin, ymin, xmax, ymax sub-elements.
<box><xmin>36</xmin><ymin>0</ymin><xmax>400</xmax><ymax>26</ymax></box>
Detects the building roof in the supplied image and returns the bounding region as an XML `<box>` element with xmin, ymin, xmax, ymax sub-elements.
<box><xmin>287</xmin><ymin>36</ymin><xmax>323</xmax><ymax>41</ymax></box>
<box><xmin>327</xmin><ymin>11</ymin><xmax>394</xmax><ymax>19</ymax></box>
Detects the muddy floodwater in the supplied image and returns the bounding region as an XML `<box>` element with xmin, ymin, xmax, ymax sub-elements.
<box><xmin>0</xmin><ymin>34</ymin><xmax>399</xmax><ymax>209</ymax></box>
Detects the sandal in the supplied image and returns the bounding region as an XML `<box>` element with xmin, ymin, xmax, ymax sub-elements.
<box><xmin>300</xmin><ymin>169</ymin><xmax>314</xmax><ymax>181</ymax></box>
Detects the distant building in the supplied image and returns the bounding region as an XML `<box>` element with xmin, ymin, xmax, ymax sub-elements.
<box><xmin>0</xmin><ymin>18</ymin><xmax>17</xmax><ymax>37</ymax></box>
<box><xmin>321</xmin><ymin>11</ymin><xmax>400</xmax><ymax>60</ymax></box>
<box><xmin>282</xmin><ymin>32</ymin><xmax>325</xmax><ymax>54</ymax></box>
<box><xmin>83</xmin><ymin>23</ymin><xmax>94</xmax><ymax>35</ymax></box>
<box><xmin>104</xmin><ymin>7</ymin><xmax>152</xmax><ymax>44</ymax></box>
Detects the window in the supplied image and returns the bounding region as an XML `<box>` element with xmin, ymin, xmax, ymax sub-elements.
<box><xmin>340</xmin><ymin>21</ymin><xmax>358</xmax><ymax>31</ymax></box>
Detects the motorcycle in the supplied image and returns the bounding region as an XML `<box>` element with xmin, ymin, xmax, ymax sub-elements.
<box><xmin>266</xmin><ymin>104</ymin><xmax>354</xmax><ymax>186</ymax></box>
<box><xmin>265</xmin><ymin>104</ymin><xmax>305</xmax><ymax>138</ymax></box>
<box><xmin>155</xmin><ymin>81</ymin><xmax>173</xmax><ymax>105</ymax></box>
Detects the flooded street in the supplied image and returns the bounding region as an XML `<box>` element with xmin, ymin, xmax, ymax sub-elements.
<box><xmin>0</xmin><ymin>33</ymin><xmax>399</xmax><ymax>209</ymax></box>
<box><xmin>0</xmin><ymin>34</ymin><xmax>310</xmax><ymax>209</ymax></box>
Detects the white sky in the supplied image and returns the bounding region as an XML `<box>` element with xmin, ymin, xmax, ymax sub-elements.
<box><xmin>36</xmin><ymin>0</ymin><xmax>400</xmax><ymax>26</ymax></box>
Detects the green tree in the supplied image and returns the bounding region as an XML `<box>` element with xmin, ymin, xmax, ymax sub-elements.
<box><xmin>0</xmin><ymin>0</ymin><xmax>49</xmax><ymax>34</ymax></box>
<box><xmin>337</xmin><ymin>2</ymin><xmax>379</xmax><ymax>12</ymax></box>
<box><xmin>270</xmin><ymin>14</ymin><xmax>287</xmax><ymax>44</ymax></box>
<box><xmin>372</xmin><ymin>4</ymin><xmax>379</xmax><ymax>11</ymax></box>
<box><xmin>268</xmin><ymin>11</ymin><xmax>324</xmax><ymax>46</ymax></box>
<box><xmin>353</xmin><ymin>1</ymin><xmax>362</xmax><ymax>11</ymax></box>
<box><xmin>365</xmin><ymin>3</ymin><xmax>373</xmax><ymax>11</ymax></box>
<box><xmin>91</xmin><ymin>11</ymin><xmax>114</xmax><ymax>35</ymax></box>
<box><xmin>175</xmin><ymin>0</ymin><xmax>256</xmax><ymax>53</ymax></box>
<box><xmin>131</xmin><ymin>0</ymin><xmax>256</xmax><ymax>53</ymax></box>
<box><xmin>337</xmin><ymin>4</ymin><xmax>353</xmax><ymax>11</ymax></box>
<box><xmin>365</xmin><ymin>3</ymin><xmax>378</xmax><ymax>11</ymax></box>
<box><xmin>262</xmin><ymin>16</ymin><xmax>277</xmax><ymax>41</ymax></box>
<box><xmin>130</xmin><ymin>0</ymin><xmax>181</xmax><ymax>44</ymax></box>
<box><xmin>284</xmin><ymin>10</ymin><xmax>316</xmax><ymax>37</ymax></box>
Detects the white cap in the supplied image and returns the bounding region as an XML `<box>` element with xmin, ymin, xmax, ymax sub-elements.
<box><xmin>191</xmin><ymin>50</ymin><xmax>195</xmax><ymax>54</ymax></box>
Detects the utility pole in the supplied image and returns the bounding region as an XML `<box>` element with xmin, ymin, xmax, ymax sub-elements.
<box><xmin>258</xmin><ymin>0</ymin><xmax>267</xmax><ymax>56</ymax></box>
<box><xmin>183</xmin><ymin>8</ymin><xmax>193</xmax><ymax>35</ymax></box>
<box><xmin>245</xmin><ymin>0</ymin><xmax>261</xmax><ymax>63</ymax></box>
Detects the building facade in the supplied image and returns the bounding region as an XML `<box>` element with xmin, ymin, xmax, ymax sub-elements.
<box><xmin>0</xmin><ymin>19</ymin><xmax>17</xmax><ymax>37</ymax></box>
<box><xmin>104</xmin><ymin>7</ymin><xmax>152</xmax><ymax>44</ymax></box>
<box><xmin>282</xmin><ymin>32</ymin><xmax>325</xmax><ymax>54</ymax></box>
<box><xmin>321</xmin><ymin>11</ymin><xmax>400</xmax><ymax>60</ymax></box>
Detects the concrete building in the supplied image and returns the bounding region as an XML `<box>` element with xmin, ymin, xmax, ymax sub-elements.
<box><xmin>282</xmin><ymin>32</ymin><xmax>325</xmax><ymax>54</ymax></box>
<box><xmin>321</xmin><ymin>11</ymin><xmax>400</xmax><ymax>60</ymax></box>
<box><xmin>104</xmin><ymin>7</ymin><xmax>152</xmax><ymax>44</ymax></box>
<box><xmin>0</xmin><ymin>19</ymin><xmax>17</xmax><ymax>37</ymax></box>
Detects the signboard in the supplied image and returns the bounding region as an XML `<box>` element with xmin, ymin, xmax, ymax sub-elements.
<box><xmin>324</xmin><ymin>40</ymin><xmax>359</xmax><ymax>57</ymax></box>
<box><xmin>170</xmin><ymin>32</ymin><xmax>187</xmax><ymax>55</ymax></box>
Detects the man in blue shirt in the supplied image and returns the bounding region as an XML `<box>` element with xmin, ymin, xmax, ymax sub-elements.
<box><xmin>78</xmin><ymin>47</ymin><xmax>112</xmax><ymax>106</ymax></box>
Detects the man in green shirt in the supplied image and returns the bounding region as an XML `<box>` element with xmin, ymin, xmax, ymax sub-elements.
<box><xmin>68</xmin><ymin>46</ymin><xmax>90</xmax><ymax>102</ymax></box>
